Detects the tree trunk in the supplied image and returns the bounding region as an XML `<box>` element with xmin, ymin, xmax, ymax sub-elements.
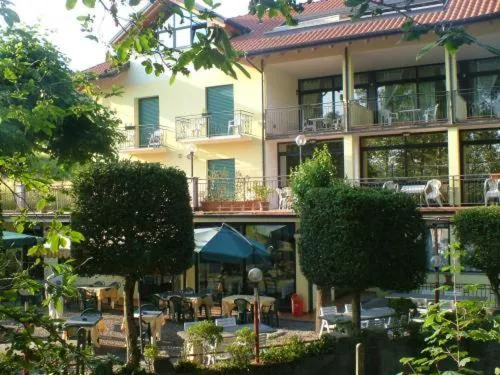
<box><xmin>352</xmin><ymin>291</ymin><xmax>361</xmax><ymax>336</ymax></box>
<box><xmin>124</xmin><ymin>277</ymin><xmax>140</xmax><ymax>368</ymax></box>
<box><xmin>315</xmin><ymin>285</ymin><xmax>331</xmax><ymax>333</ymax></box>
<box><xmin>487</xmin><ymin>272</ymin><xmax>500</xmax><ymax>308</ymax></box>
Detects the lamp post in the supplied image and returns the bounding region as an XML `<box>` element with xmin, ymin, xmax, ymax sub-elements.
<box><xmin>248</xmin><ymin>267</ymin><xmax>263</xmax><ymax>363</ymax></box>
<box><xmin>430</xmin><ymin>254</ymin><xmax>442</xmax><ymax>304</ymax></box>
<box><xmin>187</xmin><ymin>143</ymin><xmax>197</xmax><ymax>178</ymax></box>
<box><xmin>295</xmin><ymin>134</ymin><xmax>307</xmax><ymax>164</ymax></box>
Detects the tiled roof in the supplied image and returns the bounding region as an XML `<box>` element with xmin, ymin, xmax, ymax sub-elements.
<box><xmin>84</xmin><ymin>61</ymin><xmax>130</xmax><ymax>78</ymax></box>
<box><xmin>228</xmin><ymin>0</ymin><xmax>500</xmax><ymax>54</ymax></box>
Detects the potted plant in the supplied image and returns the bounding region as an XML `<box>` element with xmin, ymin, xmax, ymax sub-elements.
<box><xmin>251</xmin><ymin>182</ymin><xmax>273</xmax><ymax>211</ymax></box>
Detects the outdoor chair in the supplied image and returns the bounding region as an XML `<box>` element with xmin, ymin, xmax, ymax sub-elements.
<box><xmin>206</xmin><ymin>336</ymin><xmax>233</xmax><ymax>365</ymax></box>
<box><xmin>364</xmin><ymin>319</ymin><xmax>385</xmax><ymax>331</ymax></box>
<box><xmin>318</xmin><ymin>306</ymin><xmax>342</xmax><ymax>337</ymax></box>
<box><xmin>227</xmin><ymin>114</ymin><xmax>242</xmax><ymax>135</ymax></box>
<box><xmin>92</xmin><ymin>281</ymin><xmax>104</xmax><ymax>287</ymax></box>
<box><xmin>215</xmin><ymin>317</ymin><xmax>237</xmax><ymax>329</ymax></box>
<box><xmin>276</xmin><ymin>188</ymin><xmax>287</xmax><ymax>210</ymax></box>
<box><xmin>424</xmin><ymin>179</ymin><xmax>443</xmax><ymax>207</ymax></box>
<box><xmin>233</xmin><ymin>298</ymin><xmax>253</xmax><ymax>324</ymax></box>
<box><xmin>78</xmin><ymin>289</ymin><xmax>97</xmax><ymax>311</ymax></box>
<box><xmin>169</xmin><ymin>296</ymin><xmax>194</xmax><ymax>322</ymax></box>
<box><xmin>380</xmin><ymin>108</ymin><xmax>398</xmax><ymax>126</ymax></box>
<box><xmin>423</xmin><ymin>103</ymin><xmax>439</xmax><ymax>123</ymax></box>
<box><xmin>484</xmin><ymin>178</ymin><xmax>500</xmax><ymax>205</ymax></box>
<box><xmin>81</xmin><ymin>308</ymin><xmax>102</xmax><ymax>317</ymax></box>
<box><xmin>344</xmin><ymin>304</ymin><xmax>352</xmax><ymax>313</ymax></box>
<box><xmin>382</xmin><ymin>180</ymin><xmax>399</xmax><ymax>191</ymax></box>
<box><xmin>148</xmin><ymin>129</ymin><xmax>162</xmax><ymax>148</ymax></box>
<box><xmin>260</xmin><ymin>302</ymin><xmax>279</xmax><ymax>328</ymax></box>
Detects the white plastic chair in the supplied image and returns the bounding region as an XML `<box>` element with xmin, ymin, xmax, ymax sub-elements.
<box><xmin>484</xmin><ymin>178</ymin><xmax>500</xmax><ymax>205</ymax></box>
<box><xmin>227</xmin><ymin>114</ymin><xmax>242</xmax><ymax>135</ymax></box>
<box><xmin>148</xmin><ymin>129</ymin><xmax>162</xmax><ymax>148</ymax></box>
<box><xmin>382</xmin><ymin>180</ymin><xmax>399</xmax><ymax>191</ymax></box>
<box><xmin>424</xmin><ymin>179</ymin><xmax>443</xmax><ymax>207</ymax></box>
<box><xmin>423</xmin><ymin>104</ymin><xmax>439</xmax><ymax>123</ymax></box>
<box><xmin>215</xmin><ymin>317</ymin><xmax>237</xmax><ymax>328</ymax></box>
<box><xmin>380</xmin><ymin>108</ymin><xmax>399</xmax><ymax>126</ymax></box>
<box><xmin>344</xmin><ymin>304</ymin><xmax>352</xmax><ymax>313</ymax></box>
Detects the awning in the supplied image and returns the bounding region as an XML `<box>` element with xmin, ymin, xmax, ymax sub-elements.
<box><xmin>1</xmin><ymin>231</ymin><xmax>41</xmax><ymax>249</ymax></box>
<box><xmin>194</xmin><ymin>224</ymin><xmax>270</xmax><ymax>264</ymax></box>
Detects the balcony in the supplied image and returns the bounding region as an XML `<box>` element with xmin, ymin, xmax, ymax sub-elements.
<box><xmin>455</xmin><ymin>88</ymin><xmax>500</xmax><ymax>122</ymax></box>
<box><xmin>175</xmin><ymin>110</ymin><xmax>255</xmax><ymax>144</ymax></box>
<box><xmin>0</xmin><ymin>184</ymin><xmax>72</xmax><ymax>214</ymax></box>
<box><xmin>119</xmin><ymin>125</ymin><xmax>168</xmax><ymax>153</ymax></box>
<box><xmin>265</xmin><ymin>102</ymin><xmax>344</xmax><ymax>138</ymax></box>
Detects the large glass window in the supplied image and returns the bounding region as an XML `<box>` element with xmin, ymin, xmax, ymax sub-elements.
<box><xmin>278</xmin><ymin>140</ymin><xmax>344</xmax><ymax>180</ymax></box>
<box><xmin>461</xmin><ymin>129</ymin><xmax>500</xmax><ymax>204</ymax></box>
<box><xmin>361</xmin><ymin>132</ymin><xmax>448</xmax><ymax>178</ymax></box>
<box><xmin>425</xmin><ymin>224</ymin><xmax>450</xmax><ymax>271</ymax></box>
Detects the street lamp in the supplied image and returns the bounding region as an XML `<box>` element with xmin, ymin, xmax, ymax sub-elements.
<box><xmin>430</xmin><ymin>254</ymin><xmax>442</xmax><ymax>304</ymax></box>
<box><xmin>295</xmin><ymin>134</ymin><xmax>307</xmax><ymax>164</ymax></box>
<box><xmin>187</xmin><ymin>143</ymin><xmax>197</xmax><ymax>178</ymax></box>
<box><xmin>248</xmin><ymin>267</ymin><xmax>263</xmax><ymax>363</ymax></box>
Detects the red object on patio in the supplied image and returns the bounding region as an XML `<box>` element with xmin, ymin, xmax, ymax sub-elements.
<box><xmin>291</xmin><ymin>293</ymin><xmax>304</xmax><ymax>317</ymax></box>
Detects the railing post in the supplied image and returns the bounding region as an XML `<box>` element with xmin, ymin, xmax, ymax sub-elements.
<box><xmin>356</xmin><ymin>343</ymin><xmax>364</xmax><ymax>375</ymax></box>
<box><xmin>190</xmin><ymin>177</ymin><xmax>199</xmax><ymax>210</ymax></box>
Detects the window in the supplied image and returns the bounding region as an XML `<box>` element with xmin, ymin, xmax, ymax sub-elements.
<box><xmin>207</xmin><ymin>159</ymin><xmax>235</xmax><ymax>200</ymax></box>
<box><xmin>138</xmin><ymin>97</ymin><xmax>159</xmax><ymax>147</ymax></box>
<box><xmin>158</xmin><ymin>8</ymin><xmax>207</xmax><ymax>49</ymax></box>
<box><xmin>361</xmin><ymin>132</ymin><xmax>448</xmax><ymax>178</ymax></box>
<box><xmin>278</xmin><ymin>140</ymin><xmax>344</xmax><ymax>181</ymax></box>
<box><xmin>206</xmin><ymin>85</ymin><xmax>234</xmax><ymax>136</ymax></box>
<box><xmin>425</xmin><ymin>224</ymin><xmax>450</xmax><ymax>271</ymax></box>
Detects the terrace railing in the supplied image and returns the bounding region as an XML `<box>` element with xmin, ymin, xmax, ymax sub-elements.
<box><xmin>119</xmin><ymin>125</ymin><xmax>168</xmax><ymax>150</ymax></box>
<box><xmin>454</xmin><ymin>87</ymin><xmax>500</xmax><ymax>121</ymax></box>
<box><xmin>348</xmin><ymin>91</ymin><xmax>449</xmax><ymax>130</ymax></box>
<box><xmin>265</xmin><ymin>101</ymin><xmax>344</xmax><ymax>137</ymax></box>
<box><xmin>1</xmin><ymin>183</ymin><xmax>72</xmax><ymax>213</ymax></box>
<box><xmin>175</xmin><ymin>110</ymin><xmax>254</xmax><ymax>141</ymax></box>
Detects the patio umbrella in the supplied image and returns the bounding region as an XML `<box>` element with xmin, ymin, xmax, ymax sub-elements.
<box><xmin>194</xmin><ymin>224</ymin><xmax>270</xmax><ymax>264</ymax></box>
<box><xmin>1</xmin><ymin>231</ymin><xmax>41</xmax><ymax>249</ymax></box>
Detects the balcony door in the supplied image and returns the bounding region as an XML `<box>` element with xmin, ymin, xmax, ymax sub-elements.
<box><xmin>207</xmin><ymin>85</ymin><xmax>234</xmax><ymax>136</ymax></box>
<box><xmin>138</xmin><ymin>97</ymin><xmax>159</xmax><ymax>147</ymax></box>
<box><xmin>207</xmin><ymin>159</ymin><xmax>235</xmax><ymax>200</ymax></box>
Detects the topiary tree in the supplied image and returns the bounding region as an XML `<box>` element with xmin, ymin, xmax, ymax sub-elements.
<box><xmin>71</xmin><ymin>160</ymin><xmax>194</xmax><ymax>368</ymax></box>
<box><xmin>453</xmin><ymin>206</ymin><xmax>500</xmax><ymax>307</ymax></box>
<box><xmin>299</xmin><ymin>184</ymin><xmax>427</xmax><ymax>333</ymax></box>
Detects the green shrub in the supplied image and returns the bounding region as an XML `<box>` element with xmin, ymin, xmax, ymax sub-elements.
<box><xmin>227</xmin><ymin>327</ymin><xmax>255</xmax><ymax>368</ymax></box>
<box><xmin>261</xmin><ymin>336</ymin><xmax>308</xmax><ymax>364</ymax></box>
<box><xmin>388</xmin><ymin>298</ymin><xmax>417</xmax><ymax>317</ymax></box>
<box><xmin>175</xmin><ymin>360</ymin><xmax>205</xmax><ymax>373</ymax></box>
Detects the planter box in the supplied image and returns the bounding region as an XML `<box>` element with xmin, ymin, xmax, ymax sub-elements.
<box><xmin>201</xmin><ymin>200</ymin><xmax>269</xmax><ymax>212</ymax></box>
<box><xmin>490</xmin><ymin>173</ymin><xmax>500</xmax><ymax>179</ymax></box>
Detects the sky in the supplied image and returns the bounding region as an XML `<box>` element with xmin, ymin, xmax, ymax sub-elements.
<box><xmin>13</xmin><ymin>0</ymin><xmax>250</xmax><ymax>71</ymax></box>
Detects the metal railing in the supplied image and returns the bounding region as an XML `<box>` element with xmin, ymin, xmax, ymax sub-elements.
<box><xmin>416</xmin><ymin>283</ymin><xmax>493</xmax><ymax>300</ymax></box>
<box><xmin>349</xmin><ymin>91</ymin><xmax>449</xmax><ymax>130</ymax></box>
<box><xmin>454</xmin><ymin>88</ymin><xmax>500</xmax><ymax>120</ymax></box>
<box><xmin>0</xmin><ymin>183</ymin><xmax>73</xmax><ymax>213</ymax></box>
<box><xmin>265</xmin><ymin>101</ymin><xmax>344</xmax><ymax>137</ymax></box>
<box><xmin>175</xmin><ymin>110</ymin><xmax>254</xmax><ymax>141</ymax></box>
<box><xmin>119</xmin><ymin>125</ymin><xmax>168</xmax><ymax>150</ymax></box>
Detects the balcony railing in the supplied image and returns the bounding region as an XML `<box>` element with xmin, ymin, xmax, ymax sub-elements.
<box><xmin>265</xmin><ymin>102</ymin><xmax>344</xmax><ymax>137</ymax></box>
<box><xmin>455</xmin><ymin>88</ymin><xmax>500</xmax><ymax>121</ymax></box>
<box><xmin>0</xmin><ymin>184</ymin><xmax>72</xmax><ymax>213</ymax></box>
<box><xmin>175</xmin><ymin>110</ymin><xmax>254</xmax><ymax>141</ymax></box>
<box><xmin>119</xmin><ymin>125</ymin><xmax>168</xmax><ymax>150</ymax></box>
<box><xmin>186</xmin><ymin>174</ymin><xmax>498</xmax><ymax>212</ymax></box>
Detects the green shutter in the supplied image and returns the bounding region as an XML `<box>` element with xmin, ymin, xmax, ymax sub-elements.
<box><xmin>207</xmin><ymin>159</ymin><xmax>235</xmax><ymax>200</ymax></box>
<box><xmin>138</xmin><ymin>97</ymin><xmax>159</xmax><ymax>146</ymax></box>
<box><xmin>207</xmin><ymin>85</ymin><xmax>234</xmax><ymax>136</ymax></box>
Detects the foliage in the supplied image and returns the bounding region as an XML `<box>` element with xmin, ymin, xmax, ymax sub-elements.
<box><xmin>261</xmin><ymin>336</ymin><xmax>308</xmax><ymax>364</ymax></box>
<box><xmin>290</xmin><ymin>144</ymin><xmax>338</xmax><ymax>207</ymax></box>
<box><xmin>175</xmin><ymin>359</ymin><xmax>206</xmax><ymax>373</ymax></box>
<box><xmin>453</xmin><ymin>207</ymin><xmax>500</xmax><ymax>307</ymax></box>
<box><xmin>298</xmin><ymin>183</ymin><xmax>427</xmax><ymax>330</ymax></box>
<box><xmin>186</xmin><ymin>320</ymin><xmax>223</xmax><ymax>349</ymax></box>
<box><xmin>72</xmin><ymin>160</ymin><xmax>194</xmax><ymax>367</ymax></box>
<box><xmin>226</xmin><ymin>327</ymin><xmax>255</xmax><ymax>368</ymax></box>
<box><xmin>250</xmin><ymin>182</ymin><xmax>273</xmax><ymax>201</ymax></box>
<box><xmin>143</xmin><ymin>344</ymin><xmax>159</xmax><ymax>373</ymax></box>
<box><xmin>398</xmin><ymin>246</ymin><xmax>500</xmax><ymax>375</ymax></box>
<box><xmin>388</xmin><ymin>298</ymin><xmax>418</xmax><ymax>318</ymax></box>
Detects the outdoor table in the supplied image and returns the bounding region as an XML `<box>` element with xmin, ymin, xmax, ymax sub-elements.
<box><xmin>78</xmin><ymin>285</ymin><xmax>120</xmax><ymax>311</ymax></box>
<box><xmin>221</xmin><ymin>323</ymin><xmax>276</xmax><ymax>335</ymax></box>
<box><xmin>155</xmin><ymin>292</ymin><xmax>214</xmax><ymax>318</ymax></box>
<box><xmin>400</xmin><ymin>185</ymin><xmax>426</xmax><ymax>195</ymax></box>
<box><xmin>221</xmin><ymin>295</ymin><xmax>276</xmax><ymax>316</ymax></box>
<box><xmin>133</xmin><ymin>310</ymin><xmax>165</xmax><ymax>342</ymax></box>
<box><xmin>64</xmin><ymin>315</ymin><xmax>104</xmax><ymax>347</ymax></box>
<box><xmin>399</xmin><ymin>108</ymin><xmax>422</xmax><ymax>122</ymax></box>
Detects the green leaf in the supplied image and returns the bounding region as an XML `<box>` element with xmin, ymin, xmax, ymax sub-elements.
<box><xmin>129</xmin><ymin>0</ymin><xmax>141</xmax><ymax>5</ymax></box>
<box><xmin>1</xmin><ymin>8</ymin><xmax>20</xmax><ymax>26</ymax></box>
<box><xmin>184</xmin><ymin>0</ymin><xmax>195</xmax><ymax>11</ymax></box>
<box><xmin>36</xmin><ymin>198</ymin><xmax>47</xmax><ymax>212</ymax></box>
<box><xmin>85</xmin><ymin>34</ymin><xmax>98</xmax><ymax>42</ymax></box>
<box><xmin>3</xmin><ymin>67</ymin><xmax>17</xmax><ymax>81</ymax></box>
<box><xmin>66</xmin><ymin>0</ymin><xmax>77</xmax><ymax>10</ymax></box>
<box><xmin>82</xmin><ymin>0</ymin><xmax>96</xmax><ymax>7</ymax></box>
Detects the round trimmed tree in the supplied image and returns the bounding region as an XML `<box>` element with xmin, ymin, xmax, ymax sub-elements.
<box><xmin>71</xmin><ymin>160</ymin><xmax>194</xmax><ymax>367</ymax></box>
<box><xmin>453</xmin><ymin>206</ymin><xmax>500</xmax><ymax>307</ymax></box>
<box><xmin>299</xmin><ymin>184</ymin><xmax>427</xmax><ymax>333</ymax></box>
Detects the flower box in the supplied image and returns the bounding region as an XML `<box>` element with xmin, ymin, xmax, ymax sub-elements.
<box><xmin>200</xmin><ymin>200</ymin><xmax>269</xmax><ymax>212</ymax></box>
